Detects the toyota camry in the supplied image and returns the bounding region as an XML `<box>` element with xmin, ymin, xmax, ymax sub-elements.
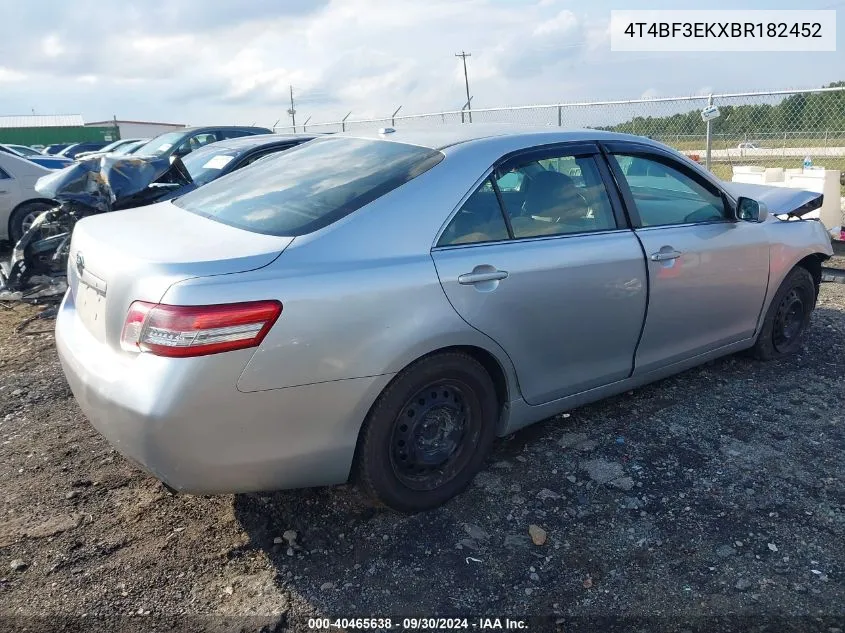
<box><xmin>55</xmin><ymin>125</ymin><xmax>833</xmax><ymax>512</ymax></box>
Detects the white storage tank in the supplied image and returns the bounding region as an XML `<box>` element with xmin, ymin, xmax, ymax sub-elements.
<box><xmin>731</xmin><ymin>165</ymin><xmax>842</xmax><ymax>229</ymax></box>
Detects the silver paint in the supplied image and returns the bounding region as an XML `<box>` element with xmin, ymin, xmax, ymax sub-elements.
<box><xmin>54</xmin><ymin>126</ymin><xmax>834</xmax><ymax>494</ymax></box>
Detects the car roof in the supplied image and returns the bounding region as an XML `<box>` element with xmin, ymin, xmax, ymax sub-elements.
<box><xmin>333</xmin><ymin>123</ymin><xmax>664</xmax><ymax>151</ymax></box>
<box><xmin>194</xmin><ymin>133</ymin><xmax>316</xmax><ymax>153</ymax></box>
<box><xmin>180</xmin><ymin>125</ymin><xmax>273</xmax><ymax>134</ymax></box>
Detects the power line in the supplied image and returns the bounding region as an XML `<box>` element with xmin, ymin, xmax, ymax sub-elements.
<box><xmin>455</xmin><ymin>51</ymin><xmax>472</xmax><ymax>123</ymax></box>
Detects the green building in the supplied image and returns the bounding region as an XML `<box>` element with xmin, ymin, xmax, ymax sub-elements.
<box><xmin>0</xmin><ymin>114</ymin><xmax>120</xmax><ymax>147</ymax></box>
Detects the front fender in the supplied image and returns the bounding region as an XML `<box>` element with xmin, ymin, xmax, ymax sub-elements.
<box><xmin>757</xmin><ymin>218</ymin><xmax>833</xmax><ymax>332</ymax></box>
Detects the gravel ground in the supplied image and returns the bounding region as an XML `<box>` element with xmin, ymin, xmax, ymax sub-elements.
<box><xmin>0</xmin><ymin>253</ymin><xmax>843</xmax><ymax>633</ymax></box>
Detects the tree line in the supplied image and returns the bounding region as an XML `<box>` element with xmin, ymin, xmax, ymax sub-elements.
<box><xmin>602</xmin><ymin>81</ymin><xmax>845</xmax><ymax>138</ymax></box>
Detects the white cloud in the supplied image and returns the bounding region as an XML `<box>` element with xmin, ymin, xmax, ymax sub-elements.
<box><xmin>0</xmin><ymin>67</ymin><xmax>26</xmax><ymax>82</ymax></box>
<box><xmin>0</xmin><ymin>0</ymin><xmax>841</xmax><ymax>128</ymax></box>
<box><xmin>41</xmin><ymin>35</ymin><xmax>65</xmax><ymax>58</ymax></box>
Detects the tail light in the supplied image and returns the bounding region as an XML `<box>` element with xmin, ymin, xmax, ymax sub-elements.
<box><xmin>120</xmin><ymin>300</ymin><xmax>282</xmax><ymax>358</ymax></box>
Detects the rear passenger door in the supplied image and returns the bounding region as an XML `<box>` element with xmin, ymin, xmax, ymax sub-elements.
<box><xmin>431</xmin><ymin>143</ymin><xmax>648</xmax><ymax>406</ymax></box>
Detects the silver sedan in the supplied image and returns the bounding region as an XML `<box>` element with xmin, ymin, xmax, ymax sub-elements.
<box><xmin>55</xmin><ymin>126</ymin><xmax>834</xmax><ymax>512</ymax></box>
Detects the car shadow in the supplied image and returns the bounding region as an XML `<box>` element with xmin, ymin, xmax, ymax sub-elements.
<box><xmin>233</xmin><ymin>305</ymin><xmax>845</xmax><ymax>626</ymax></box>
<box><xmin>229</xmin><ymin>355</ymin><xmax>719</xmax><ymax>621</ymax></box>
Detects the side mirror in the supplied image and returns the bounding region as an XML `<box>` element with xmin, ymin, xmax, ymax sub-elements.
<box><xmin>737</xmin><ymin>197</ymin><xmax>769</xmax><ymax>223</ymax></box>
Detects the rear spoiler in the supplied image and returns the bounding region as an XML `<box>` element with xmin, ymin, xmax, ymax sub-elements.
<box><xmin>721</xmin><ymin>182</ymin><xmax>823</xmax><ymax>218</ymax></box>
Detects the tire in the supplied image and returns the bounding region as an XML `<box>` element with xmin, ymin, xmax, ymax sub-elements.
<box><xmin>8</xmin><ymin>201</ymin><xmax>53</xmax><ymax>244</ymax></box>
<box><xmin>354</xmin><ymin>352</ymin><xmax>499</xmax><ymax>512</ymax></box>
<box><xmin>751</xmin><ymin>266</ymin><xmax>816</xmax><ymax>360</ymax></box>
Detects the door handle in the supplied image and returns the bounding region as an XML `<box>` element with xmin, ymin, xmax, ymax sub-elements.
<box><xmin>650</xmin><ymin>250</ymin><xmax>682</xmax><ymax>262</ymax></box>
<box><xmin>458</xmin><ymin>270</ymin><xmax>509</xmax><ymax>285</ymax></box>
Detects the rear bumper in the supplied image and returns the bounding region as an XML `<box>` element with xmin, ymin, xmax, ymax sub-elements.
<box><xmin>54</xmin><ymin>292</ymin><xmax>392</xmax><ymax>493</ymax></box>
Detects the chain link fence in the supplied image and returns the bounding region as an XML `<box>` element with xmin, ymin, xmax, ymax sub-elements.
<box><xmin>276</xmin><ymin>86</ymin><xmax>845</xmax><ymax>185</ymax></box>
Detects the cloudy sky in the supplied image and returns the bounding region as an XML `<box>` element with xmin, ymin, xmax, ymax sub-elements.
<box><xmin>0</xmin><ymin>0</ymin><xmax>842</xmax><ymax>128</ymax></box>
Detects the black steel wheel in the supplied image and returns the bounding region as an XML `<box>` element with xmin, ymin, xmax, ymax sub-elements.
<box><xmin>772</xmin><ymin>287</ymin><xmax>807</xmax><ymax>353</ymax></box>
<box><xmin>389</xmin><ymin>380</ymin><xmax>479</xmax><ymax>492</ymax></box>
<box><xmin>355</xmin><ymin>352</ymin><xmax>499</xmax><ymax>512</ymax></box>
<box><xmin>752</xmin><ymin>266</ymin><xmax>816</xmax><ymax>360</ymax></box>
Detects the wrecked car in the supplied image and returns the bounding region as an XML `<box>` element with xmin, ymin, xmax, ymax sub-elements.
<box><xmin>53</xmin><ymin>127</ymin><xmax>833</xmax><ymax>512</ymax></box>
<box><xmin>0</xmin><ymin>154</ymin><xmax>190</xmax><ymax>297</ymax></box>
<box><xmin>0</xmin><ymin>134</ymin><xmax>313</xmax><ymax>297</ymax></box>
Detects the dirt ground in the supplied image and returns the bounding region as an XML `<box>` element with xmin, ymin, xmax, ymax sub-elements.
<box><xmin>0</xmin><ymin>255</ymin><xmax>843</xmax><ymax>633</ymax></box>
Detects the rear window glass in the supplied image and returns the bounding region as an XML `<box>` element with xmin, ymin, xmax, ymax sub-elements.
<box><xmin>173</xmin><ymin>137</ymin><xmax>444</xmax><ymax>236</ymax></box>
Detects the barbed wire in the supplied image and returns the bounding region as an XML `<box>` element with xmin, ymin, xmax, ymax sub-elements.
<box><xmin>274</xmin><ymin>86</ymin><xmax>845</xmax><ymax>183</ymax></box>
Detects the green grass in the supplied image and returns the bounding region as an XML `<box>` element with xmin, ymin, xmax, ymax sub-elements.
<box><xmin>661</xmin><ymin>137</ymin><xmax>845</xmax><ymax>152</ymax></box>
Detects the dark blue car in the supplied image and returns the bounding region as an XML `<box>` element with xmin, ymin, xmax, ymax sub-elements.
<box><xmin>42</xmin><ymin>143</ymin><xmax>72</xmax><ymax>155</ymax></box>
<box><xmin>165</xmin><ymin>133</ymin><xmax>315</xmax><ymax>197</ymax></box>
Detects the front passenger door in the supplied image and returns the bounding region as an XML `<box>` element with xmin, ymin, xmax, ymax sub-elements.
<box><xmin>605</xmin><ymin>143</ymin><xmax>770</xmax><ymax>374</ymax></box>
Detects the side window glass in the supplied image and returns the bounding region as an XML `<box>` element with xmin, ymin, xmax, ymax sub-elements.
<box><xmin>496</xmin><ymin>154</ymin><xmax>617</xmax><ymax>238</ymax></box>
<box><xmin>0</xmin><ymin>167</ymin><xmax>10</xmax><ymax>179</ymax></box>
<box><xmin>219</xmin><ymin>130</ymin><xmax>251</xmax><ymax>140</ymax></box>
<box><xmin>612</xmin><ymin>154</ymin><xmax>726</xmax><ymax>226</ymax></box>
<box><xmin>174</xmin><ymin>139</ymin><xmax>192</xmax><ymax>157</ymax></box>
<box><xmin>539</xmin><ymin>156</ymin><xmax>583</xmax><ymax>183</ymax></box>
<box><xmin>438</xmin><ymin>177</ymin><xmax>510</xmax><ymax>246</ymax></box>
<box><xmin>177</xmin><ymin>134</ymin><xmax>219</xmax><ymax>157</ymax></box>
<box><xmin>190</xmin><ymin>133</ymin><xmax>218</xmax><ymax>151</ymax></box>
<box><xmin>496</xmin><ymin>171</ymin><xmax>522</xmax><ymax>192</ymax></box>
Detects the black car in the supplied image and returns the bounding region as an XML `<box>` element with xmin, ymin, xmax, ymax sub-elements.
<box><xmin>132</xmin><ymin>125</ymin><xmax>274</xmax><ymax>161</ymax></box>
<box><xmin>153</xmin><ymin>133</ymin><xmax>315</xmax><ymax>202</ymax></box>
<box><xmin>57</xmin><ymin>142</ymin><xmax>111</xmax><ymax>159</ymax></box>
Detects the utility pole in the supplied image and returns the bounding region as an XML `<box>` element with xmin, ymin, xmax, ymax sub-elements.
<box><xmin>287</xmin><ymin>85</ymin><xmax>297</xmax><ymax>132</ymax></box>
<box><xmin>455</xmin><ymin>51</ymin><xmax>472</xmax><ymax>123</ymax></box>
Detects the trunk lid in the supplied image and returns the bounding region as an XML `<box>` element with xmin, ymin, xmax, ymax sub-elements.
<box><xmin>67</xmin><ymin>201</ymin><xmax>292</xmax><ymax>346</ymax></box>
<box><xmin>722</xmin><ymin>182</ymin><xmax>823</xmax><ymax>218</ymax></box>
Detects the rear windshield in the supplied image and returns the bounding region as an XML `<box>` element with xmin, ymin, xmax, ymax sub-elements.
<box><xmin>172</xmin><ymin>137</ymin><xmax>444</xmax><ymax>236</ymax></box>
